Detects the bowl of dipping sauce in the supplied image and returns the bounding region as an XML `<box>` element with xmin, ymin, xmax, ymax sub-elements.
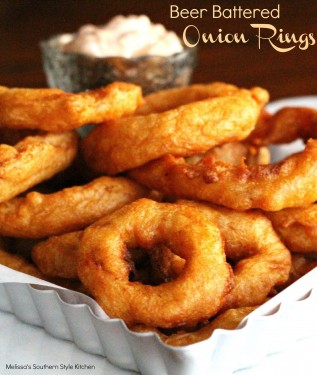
<box><xmin>40</xmin><ymin>15</ymin><xmax>198</xmax><ymax>94</ymax></box>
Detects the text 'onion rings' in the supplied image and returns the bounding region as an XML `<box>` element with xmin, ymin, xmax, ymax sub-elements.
<box><xmin>77</xmin><ymin>199</ymin><xmax>232</xmax><ymax>328</ymax></box>
<box><xmin>0</xmin><ymin>82</ymin><xmax>142</xmax><ymax>132</ymax></box>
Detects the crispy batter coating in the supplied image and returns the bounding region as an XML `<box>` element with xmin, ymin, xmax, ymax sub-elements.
<box><xmin>0</xmin><ymin>176</ymin><xmax>148</xmax><ymax>238</ymax></box>
<box><xmin>0</xmin><ymin>82</ymin><xmax>142</xmax><ymax>132</ymax></box>
<box><xmin>267</xmin><ymin>205</ymin><xmax>317</xmax><ymax>253</ymax></box>
<box><xmin>135</xmin><ymin>82</ymin><xmax>268</xmax><ymax>115</ymax></box>
<box><xmin>32</xmin><ymin>231</ymin><xmax>153</xmax><ymax>281</ymax></box>
<box><xmin>32</xmin><ymin>231</ymin><xmax>82</xmax><ymax>279</ymax></box>
<box><xmin>130</xmin><ymin>139</ymin><xmax>317</xmax><ymax>211</ymax></box>
<box><xmin>82</xmin><ymin>84</ymin><xmax>267</xmax><ymax>175</ymax></box>
<box><xmin>0</xmin><ymin>131</ymin><xmax>78</xmax><ymax>204</ymax></box>
<box><xmin>170</xmin><ymin>201</ymin><xmax>291</xmax><ymax>309</ymax></box>
<box><xmin>249</xmin><ymin>107</ymin><xmax>317</xmax><ymax>145</ymax></box>
<box><xmin>77</xmin><ymin>199</ymin><xmax>232</xmax><ymax>328</ymax></box>
<box><xmin>186</xmin><ymin>141</ymin><xmax>270</xmax><ymax>166</ymax></box>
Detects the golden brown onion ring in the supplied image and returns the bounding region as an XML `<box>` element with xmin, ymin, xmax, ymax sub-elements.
<box><xmin>82</xmin><ymin>84</ymin><xmax>267</xmax><ymax>175</ymax></box>
<box><xmin>130</xmin><ymin>139</ymin><xmax>317</xmax><ymax>211</ymax></box>
<box><xmin>32</xmin><ymin>231</ymin><xmax>153</xmax><ymax>281</ymax></box>
<box><xmin>0</xmin><ymin>176</ymin><xmax>148</xmax><ymax>238</ymax></box>
<box><xmin>186</xmin><ymin>141</ymin><xmax>270</xmax><ymax>166</ymax></box>
<box><xmin>77</xmin><ymin>199</ymin><xmax>232</xmax><ymax>328</ymax></box>
<box><xmin>0</xmin><ymin>82</ymin><xmax>142</xmax><ymax>132</ymax></box>
<box><xmin>249</xmin><ymin>107</ymin><xmax>317</xmax><ymax>145</ymax></box>
<box><xmin>32</xmin><ymin>231</ymin><xmax>82</xmax><ymax>279</ymax></box>
<box><xmin>267</xmin><ymin>205</ymin><xmax>317</xmax><ymax>253</ymax></box>
<box><xmin>159</xmin><ymin>201</ymin><xmax>291</xmax><ymax>309</ymax></box>
<box><xmin>0</xmin><ymin>131</ymin><xmax>78</xmax><ymax>204</ymax></box>
<box><xmin>0</xmin><ymin>237</ymin><xmax>88</xmax><ymax>292</ymax></box>
<box><xmin>135</xmin><ymin>82</ymin><xmax>268</xmax><ymax>115</ymax></box>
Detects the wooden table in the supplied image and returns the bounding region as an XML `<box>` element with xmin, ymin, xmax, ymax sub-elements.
<box><xmin>0</xmin><ymin>0</ymin><xmax>316</xmax><ymax>100</ymax></box>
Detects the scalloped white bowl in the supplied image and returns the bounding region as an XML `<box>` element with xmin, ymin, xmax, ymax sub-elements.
<box><xmin>1</xmin><ymin>266</ymin><xmax>317</xmax><ymax>375</ymax></box>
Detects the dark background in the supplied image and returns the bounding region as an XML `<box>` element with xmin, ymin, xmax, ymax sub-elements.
<box><xmin>1</xmin><ymin>0</ymin><xmax>316</xmax><ymax>100</ymax></box>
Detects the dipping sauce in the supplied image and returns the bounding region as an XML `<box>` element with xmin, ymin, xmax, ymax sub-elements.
<box><xmin>59</xmin><ymin>15</ymin><xmax>184</xmax><ymax>58</ymax></box>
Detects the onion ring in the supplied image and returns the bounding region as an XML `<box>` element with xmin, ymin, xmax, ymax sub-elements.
<box><xmin>249</xmin><ymin>107</ymin><xmax>317</xmax><ymax>145</ymax></box>
<box><xmin>0</xmin><ymin>82</ymin><xmax>142</xmax><ymax>132</ymax></box>
<box><xmin>135</xmin><ymin>82</ymin><xmax>268</xmax><ymax>115</ymax></box>
<box><xmin>267</xmin><ymin>205</ymin><xmax>317</xmax><ymax>253</ymax></box>
<box><xmin>153</xmin><ymin>201</ymin><xmax>291</xmax><ymax>309</ymax></box>
<box><xmin>129</xmin><ymin>139</ymin><xmax>317</xmax><ymax>211</ymax></box>
<box><xmin>0</xmin><ymin>131</ymin><xmax>78</xmax><ymax>204</ymax></box>
<box><xmin>32</xmin><ymin>231</ymin><xmax>82</xmax><ymax>279</ymax></box>
<box><xmin>0</xmin><ymin>176</ymin><xmax>148</xmax><ymax>238</ymax></box>
<box><xmin>32</xmin><ymin>231</ymin><xmax>153</xmax><ymax>281</ymax></box>
<box><xmin>77</xmin><ymin>199</ymin><xmax>232</xmax><ymax>328</ymax></box>
<box><xmin>82</xmin><ymin>83</ymin><xmax>268</xmax><ymax>175</ymax></box>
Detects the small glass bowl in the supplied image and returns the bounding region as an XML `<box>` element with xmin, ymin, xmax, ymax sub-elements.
<box><xmin>40</xmin><ymin>34</ymin><xmax>198</xmax><ymax>95</ymax></box>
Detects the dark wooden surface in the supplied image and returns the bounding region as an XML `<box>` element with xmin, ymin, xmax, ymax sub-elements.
<box><xmin>1</xmin><ymin>0</ymin><xmax>316</xmax><ymax>100</ymax></box>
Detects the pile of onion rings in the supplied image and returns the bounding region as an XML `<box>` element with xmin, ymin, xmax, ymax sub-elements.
<box><xmin>1</xmin><ymin>80</ymin><xmax>316</xmax><ymax>347</ymax></box>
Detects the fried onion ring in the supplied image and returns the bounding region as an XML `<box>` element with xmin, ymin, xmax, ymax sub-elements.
<box><xmin>32</xmin><ymin>231</ymin><xmax>82</xmax><ymax>279</ymax></box>
<box><xmin>249</xmin><ymin>107</ymin><xmax>317</xmax><ymax>145</ymax></box>
<box><xmin>32</xmin><ymin>231</ymin><xmax>153</xmax><ymax>281</ymax></box>
<box><xmin>267</xmin><ymin>205</ymin><xmax>317</xmax><ymax>253</ymax></box>
<box><xmin>154</xmin><ymin>201</ymin><xmax>291</xmax><ymax>309</ymax></box>
<box><xmin>77</xmin><ymin>199</ymin><xmax>232</xmax><ymax>328</ymax></box>
<box><xmin>0</xmin><ymin>131</ymin><xmax>78</xmax><ymax>203</ymax></box>
<box><xmin>135</xmin><ymin>82</ymin><xmax>268</xmax><ymax>115</ymax></box>
<box><xmin>0</xmin><ymin>176</ymin><xmax>148</xmax><ymax>238</ymax></box>
<box><xmin>82</xmin><ymin>84</ymin><xmax>267</xmax><ymax>175</ymax></box>
<box><xmin>130</xmin><ymin>139</ymin><xmax>317</xmax><ymax>211</ymax></box>
<box><xmin>0</xmin><ymin>82</ymin><xmax>142</xmax><ymax>132</ymax></box>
